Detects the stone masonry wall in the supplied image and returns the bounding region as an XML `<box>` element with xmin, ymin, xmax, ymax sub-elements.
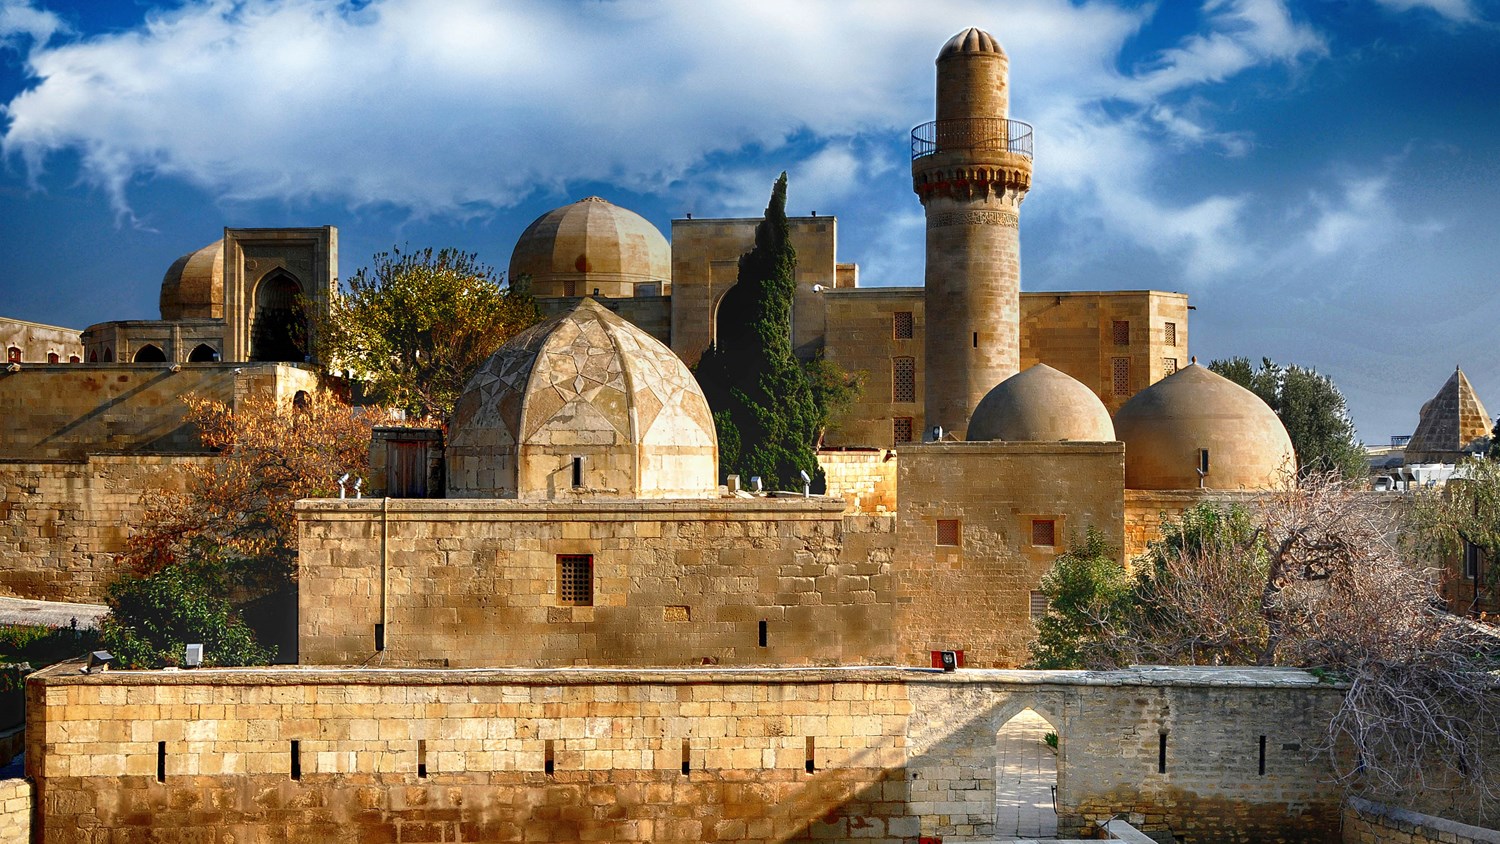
<box><xmin>1343</xmin><ymin>797</ymin><xmax>1500</xmax><ymax>844</ymax></box>
<box><xmin>0</xmin><ymin>777</ymin><xmax>30</xmax><ymax>843</ymax></box>
<box><xmin>0</xmin><ymin>455</ymin><xmax>208</xmax><ymax>602</ymax></box>
<box><xmin>27</xmin><ymin>665</ymin><xmax>1347</xmax><ymax>844</ymax></box>
<box><xmin>817</xmin><ymin>448</ymin><xmax>897</xmax><ymax>514</ymax></box>
<box><xmin>297</xmin><ymin>498</ymin><xmax>899</xmax><ymax>668</ymax></box>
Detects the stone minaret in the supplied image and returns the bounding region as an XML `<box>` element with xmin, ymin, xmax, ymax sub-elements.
<box><xmin>912</xmin><ymin>28</ymin><xmax>1033</xmax><ymax>439</ymax></box>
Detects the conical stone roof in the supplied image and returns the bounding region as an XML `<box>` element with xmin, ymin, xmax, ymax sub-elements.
<box><xmin>1403</xmin><ymin>367</ymin><xmax>1492</xmax><ymax>464</ymax></box>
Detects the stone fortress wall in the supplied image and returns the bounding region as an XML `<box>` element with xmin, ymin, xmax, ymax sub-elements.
<box><xmin>25</xmin><ymin>664</ymin><xmax>1346</xmax><ymax>844</ymax></box>
<box><xmin>0</xmin><ymin>318</ymin><xmax>83</xmax><ymax>365</ymax></box>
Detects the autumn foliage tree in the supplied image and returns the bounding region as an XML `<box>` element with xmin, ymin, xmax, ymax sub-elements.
<box><xmin>101</xmin><ymin>392</ymin><xmax>394</xmax><ymax>667</ymax></box>
<box><xmin>317</xmin><ymin>247</ymin><xmax>541</xmax><ymax>422</ymax></box>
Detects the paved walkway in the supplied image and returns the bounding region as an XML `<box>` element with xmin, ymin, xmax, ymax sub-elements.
<box><xmin>0</xmin><ymin>595</ymin><xmax>107</xmax><ymax>629</ymax></box>
<box><xmin>995</xmin><ymin>709</ymin><xmax>1059</xmax><ymax>839</ymax></box>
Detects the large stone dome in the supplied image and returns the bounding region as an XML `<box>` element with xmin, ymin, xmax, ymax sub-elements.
<box><xmin>159</xmin><ymin>240</ymin><xmax>224</xmax><ymax>320</ymax></box>
<box><xmin>508</xmin><ymin>197</ymin><xmax>671</xmax><ymax>299</ymax></box>
<box><xmin>446</xmin><ymin>298</ymin><xmax>717</xmax><ymax>499</ymax></box>
<box><xmin>968</xmin><ymin>364</ymin><xmax>1114</xmax><ymax>442</ymax></box>
<box><xmin>1114</xmin><ymin>363</ymin><xmax>1294</xmax><ymax>491</ymax></box>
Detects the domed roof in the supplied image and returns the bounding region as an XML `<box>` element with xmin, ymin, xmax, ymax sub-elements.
<box><xmin>1114</xmin><ymin>363</ymin><xmax>1295</xmax><ymax>491</ymax></box>
<box><xmin>508</xmin><ymin>196</ymin><xmax>670</xmax><ymax>297</ymax></box>
<box><xmin>968</xmin><ymin>364</ymin><xmax>1115</xmax><ymax>442</ymax></box>
<box><xmin>939</xmin><ymin>27</ymin><xmax>1004</xmax><ymax>59</ymax></box>
<box><xmin>159</xmin><ymin>240</ymin><xmax>224</xmax><ymax>320</ymax></box>
<box><xmin>446</xmin><ymin>298</ymin><xmax>718</xmax><ymax>500</ymax></box>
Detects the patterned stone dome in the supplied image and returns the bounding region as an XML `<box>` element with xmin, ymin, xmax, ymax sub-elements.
<box><xmin>159</xmin><ymin>240</ymin><xmax>224</xmax><ymax>320</ymax></box>
<box><xmin>508</xmin><ymin>197</ymin><xmax>671</xmax><ymax>299</ymax></box>
<box><xmin>939</xmin><ymin>27</ymin><xmax>1004</xmax><ymax>59</ymax></box>
<box><xmin>967</xmin><ymin>364</ymin><xmax>1115</xmax><ymax>442</ymax></box>
<box><xmin>1114</xmin><ymin>363</ymin><xmax>1294</xmax><ymax>491</ymax></box>
<box><xmin>446</xmin><ymin>298</ymin><xmax>718</xmax><ymax>499</ymax></box>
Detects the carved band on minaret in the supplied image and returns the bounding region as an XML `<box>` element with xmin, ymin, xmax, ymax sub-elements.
<box><xmin>927</xmin><ymin>210</ymin><xmax>1019</xmax><ymax>229</ymax></box>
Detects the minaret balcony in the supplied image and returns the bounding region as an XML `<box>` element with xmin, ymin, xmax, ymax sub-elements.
<box><xmin>911</xmin><ymin>118</ymin><xmax>1034</xmax><ymax>161</ymax></box>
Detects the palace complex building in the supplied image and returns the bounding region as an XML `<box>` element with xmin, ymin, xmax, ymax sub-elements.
<box><xmin>0</xmin><ymin>27</ymin><xmax>1493</xmax><ymax>844</ymax></box>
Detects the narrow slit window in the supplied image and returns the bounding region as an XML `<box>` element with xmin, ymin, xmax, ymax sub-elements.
<box><xmin>936</xmin><ymin>519</ymin><xmax>960</xmax><ymax>547</ymax></box>
<box><xmin>805</xmin><ymin>736</ymin><xmax>816</xmax><ymax>774</ymax></box>
<box><xmin>681</xmin><ymin>739</ymin><xmax>692</xmax><ymax>776</ymax></box>
<box><xmin>544</xmin><ymin>739</ymin><xmax>556</xmax><ymax>776</ymax></box>
<box><xmin>291</xmin><ymin>740</ymin><xmax>301</xmax><ymax>780</ymax></box>
<box><xmin>571</xmin><ymin>456</ymin><xmax>583</xmax><ymax>488</ymax></box>
<box><xmin>558</xmin><ymin>555</ymin><xmax>594</xmax><ymax>606</ymax></box>
<box><xmin>157</xmin><ymin>741</ymin><xmax>166</xmax><ymax>783</ymax></box>
<box><xmin>758</xmin><ymin>620</ymin><xmax>768</xmax><ymax>648</ymax></box>
<box><xmin>1464</xmin><ymin>541</ymin><xmax>1481</xmax><ymax>578</ymax></box>
<box><xmin>1258</xmin><ymin>735</ymin><xmax>1266</xmax><ymax>776</ymax></box>
<box><xmin>893</xmin><ymin>357</ymin><xmax>916</xmax><ymax>403</ymax></box>
<box><xmin>893</xmin><ymin>311</ymin><xmax>914</xmax><ymax>340</ymax></box>
<box><xmin>1158</xmin><ymin>733</ymin><xmax>1167</xmax><ymax>774</ymax></box>
<box><xmin>1198</xmin><ymin>448</ymin><xmax>1211</xmax><ymax>476</ymax></box>
<box><xmin>1031</xmin><ymin>519</ymin><xmax>1056</xmax><ymax>547</ymax></box>
<box><xmin>375</xmin><ymin>623</ymin><xmax>385</xmax><ymax>652</ymax></box>
<box><xmin>972</xmin><ymin>332</ymin><xmax>979</xmax><ymax>349</ymax></box>
<box><xmin>418</xmin><ymin>739</ymin><xmax>428</xmax><ymax>779</ymax></box>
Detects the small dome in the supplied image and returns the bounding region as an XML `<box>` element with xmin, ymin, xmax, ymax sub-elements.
<box><xmin>939</xmin><ymin>27</ymin><xmax>1004</xmax><ymax>59</ymax></box>
<box><xmin>968</xmin><ymin>364</ymin><xmax>1114</xmax><ymax>442</ymax></box>
<box><xmin>447</xmin><ymin>298</ymin><xmax>718</xmax><ymax>500</ymax></box>
<box><xmin>159</xmin><ymin>240</ymin><xmax>224</xmax><ymax>320</ymax></box>
<box><xmin>508</xmin><ymin>196</ymin><xmax>671</xmax><ymax>299</ymax></box>
<box><xmin>1115</xmin><ymin>363</ymin><xmax>1295</xmax><ymax>491</ymax></box>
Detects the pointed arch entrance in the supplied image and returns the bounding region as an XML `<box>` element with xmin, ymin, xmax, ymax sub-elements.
<box><xmin>995</xmin><ymin>706</ymin><xmax>1059</xmax><ymax>838</ymax></box>
<box><xmin>250</xmin><ymin>271</ymin><xmax>308</xmax><ymax>362</ymax></box>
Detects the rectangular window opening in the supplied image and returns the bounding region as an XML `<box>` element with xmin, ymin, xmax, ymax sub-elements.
<box><xmin>1029</xmin><ymin>591</ymin><xmax>1048</xmax><ymax>621</ymax></box>
<box><xmin>758</xmin><ymin>620</ymin><xmax>768</xmax><ymax>648</ymax></box>
<box><xmin>1163</xmin><ymin>357</ymin><xmax>1178</xmax><ymax>376</ymax></box>
<box><xmin>571</xmin><ymin>456</ymin><xmax>583</xmax><ymax>488</ymax></box>
<box><xmin>805</xmin><ymin>736</ymin><xmax>816</xmax><ymax>774</ymax></box>
<box><xmin>1112</xmin><ymin>320</ymin><xmax>1130</xmax><ymax>346</ymax></box>
<box><xmin>893</xmin><ymin>357</ymin><xmax>916</xmax><ymax>403</ymax></box>
<box><xmin>374</xmin><ymin>623</ymin><xmax>385</xmax><ymax>652</ymax></box>
<box><xmin>544</xmin><ymin>739</ymin><xmax>556</xmax><ymax>776</ymax></box>
<box><xmin>1112</xmin><ymin>357</ymin><xmax>1130</xmax><ymax>396</ymax></box>
<box><xmin>418</xmin><ymin>739</ymin><xmax>428</xmax><ymax>779</ymax></box>
<box><xmin>1165</xmin><ymin>321</ymin><xmax>1178</xmax><ymax>346</ymax></box>
<box><xmin>1464</xmin><ymin>541</ymin><xmax>1481</xmax><ymax>578</ymax></box>
<box><xmin>893</xmin><ymin>311</ymin><xmax>914</xmax><ymax>340</ymax></box>
<box><xmin>1031</xmin><ymin>519</ymin><xmax>1056</xmax><ymax>547</ymax></box>
<box><xmin>972</xmin><ymin>332</ymin><xmax>979</xmax><ymax>349</ymax></box>
<box><xmin>893</xmin><ymin>417</ymin><xmax>914</xmax><ymax>444</ymax></box>
<box><xmin>291</xmin><ymin>740</ymin><xmax>301</xmax><ymax>781</ymax></box>
<box><xmin>1258</xmin><ymin>735</ymin><xmax>1266</xmax><ymax>776</ymax></box>
<box><xmin>558</xmin><ymin>554</ymin><xmax>594</xmax><ymax>606</ymax></box>
<box><xmin>1158</xmin><ymin>733</ymin><xmax>1167</xmax><ymax>774</ymax></box>
<box><xmin>681</xmin><ymin>739</ymin><xmax>692</xmax><ymax>776</ymax></box>
<box><xmin>156</xmin><ymin>741</ymin><xmax>166</xmax><ymax>783</ymax></box>
<box><xmin>936</xmin><ymin>519</ymin><xmax>961</xmax><ymax>547</ymax></box>
<box><xmin>1198</xmin><ymin>448</ymin><xmax>1211</xmax><ymax>476</ymax></box>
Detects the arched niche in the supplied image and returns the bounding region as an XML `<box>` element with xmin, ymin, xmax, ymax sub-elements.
<box><xmin>187</xmin><ymin>343</ymin><xmax>219</xmax><ymax>363</ymax></box>
<box><xmin>133</xmin><ymin>344</ymin><xmax>167</xmax><ymax>363</ymax></box>
<box><xmin>250</xmin><ymin>271</ymin><xmax>308</xmax><ymax>362</ymax></box>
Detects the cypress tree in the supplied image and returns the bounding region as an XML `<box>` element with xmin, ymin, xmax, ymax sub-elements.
<box><xmin>694</xmin><ymin>173</ymin><xmax>825</xmax><ymax>492</ymax></box>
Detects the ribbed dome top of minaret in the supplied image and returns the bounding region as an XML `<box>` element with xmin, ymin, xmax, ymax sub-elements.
<box><xmin>938</xmin><ymin>27</ymin><xmax>1004</xmax><ymax>59</ymax></box>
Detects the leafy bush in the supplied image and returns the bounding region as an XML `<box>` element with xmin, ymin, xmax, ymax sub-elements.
<box><xmin>100</xmin><ymin>554</ymin><xmax>270</xmax><ymax>669</ymax></box>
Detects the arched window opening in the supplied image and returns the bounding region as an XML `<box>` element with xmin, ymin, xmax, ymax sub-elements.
<box><xmin>103</xmin><ymin>348</ymin><xmax>113</xmax><ymax>362</ymax></box>
<box><xmin>47</xmin><ymin>352</ymin><xmax>59</xmax><ymax>363</ymax></box>
<box><xmin>133</xmin><ymin>344</ymin><xmax>167</xmax><ymax>363</ymax></box>
<box><xmin>250</xmin><ymin>272</ymin><xmax>308</xmax><ymax>363</ymax></box>
<box><xmin>995</xmin><ymin>707</ymin><xmax>1059</xmax><ymax>838</ymax></box>
<box><xmin>6</xmin><ymin>347</ymin><xmax>19</xmax><ymax>363</ymax></box>
<box><xmin>292</xmin><ymin>390</ymin><xmax>310</xmax><ymax>410</ymax></box>
<box><xmin>187</xmin><ymin>343</ymin><xmax>218</xmax><ymax>363</ymax></box>
<box><xmin>68</xmin><ymin>355</ymin><xmax>80</xmax><ymax>364</ymax></box>
<box><xmin>89</xmin><ymin>351</ymin><xmax>98</xmax><ymax>363</ymax></box>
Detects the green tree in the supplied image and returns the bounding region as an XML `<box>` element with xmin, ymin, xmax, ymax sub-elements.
<box><xmin>1028</xmin><ymin>530</ymin><xmax>1131</xmax><ymax>669</ymax></box>
<box><xmin>1488</xmin><ymin>417</ymin><xmax>1499</xmax><ymax>460</ymax></box>
<box><xmin>1407</xmin><ymin>456</ymin><xmax>1500</xmax><ymax>599</ymax></box>
<box><xmin>694</xmin><ymin>173</ymin><xmax>855</xmax><ymax>491</ymax></box>
<box><xmin>317</xmin><ymin>247</ymin><xmax>541</xmax><ymax>421</ymax></box>
<box><xmin>1209</xmin><ymin>356</ymin><xmax>1366</xmax><ymax>479</ymax></box>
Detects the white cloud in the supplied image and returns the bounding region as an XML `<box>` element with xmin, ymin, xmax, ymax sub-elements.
<box><xmin>0</xmin><ymin>0</ymin><xmax>65</xmax><ymax>49</ymax></box>
<box><xmin>1303</xmin><ymin>169</ymin><xmax>1444</xmax><ymax>258</ymax></box>
<box><xmin>1370</xmin><ymin>0</ymin><xmax>1481</xmax><ymax>23</ymax></box>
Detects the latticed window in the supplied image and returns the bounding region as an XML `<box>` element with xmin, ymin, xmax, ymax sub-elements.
<box><xmin>1163</xmin><ymin>357</ymin><xmax>1178</xmax><ymax>376</ymax></box>
<box><xmin>893</xmin><ymin>311</ymin><xmax>914</xmax><ymax>339</ymax></box>
<box><xmin>1112</xmin><ymin>358</ymin><xmax>1130</xmax><ymax>396</ymax></box>
<box><xmin>1029</xmin><ymin>591</ymin><xmax>1048</xmax><ymax>621</ymax></box>
<box><xmin>1032</xmin><ymin>519</ymin><xmax>1056</xmax><ymax>547</ymax></box>
<box><xmin>557</xmin><ymin>554</ymin><xmax>594</xmax><ymax>606</ymax></box>
<box><xmin>893</xmin><ymin>357</ymin><xmax>916</xmax><ymax>403</ymax></box>
<box><xmin>1112</xmin><ymin>320</ymin><xmax>1130</xmax><ymax>346</ymax></box>
<box><xmin>1165</xmin><ymin>321</ymin><xmax>1178</xmax><ymax>346</ymax></box>
<box><xmin>893</xmin><ymin>417</ymin><xmax>914</xmax><ymax>444</ymax></box>
<box><xmin>563</xmin><ymin>280</ymin><xmax>577</xmax><ymax>297</ymax></box>
<box><xmin>936</xmin><ymin>519</ymin><xmax>961</xmax><ymax>547</ymax></box>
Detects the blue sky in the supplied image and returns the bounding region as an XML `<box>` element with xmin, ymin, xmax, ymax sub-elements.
<box><xmin>1</xmin><ymin>0</ymin><xmax>1495</xmax><ymax>442</ymax></box>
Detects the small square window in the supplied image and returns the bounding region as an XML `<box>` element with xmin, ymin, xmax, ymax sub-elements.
<box><xmin>1165</xmin><ymin>321</ymin><xmax>1178</xmax><ymax>347</ymax></box>
<box><xmin>893</xmin><ymin>311</ymin><xmax>914</xmax><ymax>340</ymax></box>
<box><xmin>46</xmin><ymin>352</ymin><xmax>59</xmax><ymax>364</ymax></box>
<box><xmin>893</xmin><ymin>357</ymin><xmax>916</xmax><ymax>403</ymax></box>
<box><xmin>1032</xmin><ymin>519</ymin><xmax>1056</xmax><ymax>547</ymax></box>
<box><xmin>1112</xmin><ymin>358</ymin><xmax>1130</xmax><ymax>396</ymax></box>
<box><xmin>893</xmin><ymin>417</ymin><xmax>914</xmax><ymax>444</ymax></box>
<box><xmin>1029</xmin><ymin>591</ymin><xmax>1048</xmax><ymax>621</ymax></box>
<box><xmin>1163</xmin><ymin>357</ymin><xmax>1178</xmax><ymax>376</ymax></box>
<box><xmin>1112</xmin><ymin>320</ymin><xmax>1130</xmax><ymax>346</ymax></box>
<box><xmin>936</xmin><ymin>519</ymin><xmax>961</xmax><ymax>547</ymax></box>
<box><xmin>558</xmin><ymin>554</ymin><xmax>594</xmax><ymax>606</ymax></box>
<box><xmin>6</xmin><ymin>347</ymin><xmax>19</xmax><ymax>364</ymax></box>
<box><xmin>563</xmin><ymin>280</ymin><xmax>577</xmax><ymax>297</ymax></box>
